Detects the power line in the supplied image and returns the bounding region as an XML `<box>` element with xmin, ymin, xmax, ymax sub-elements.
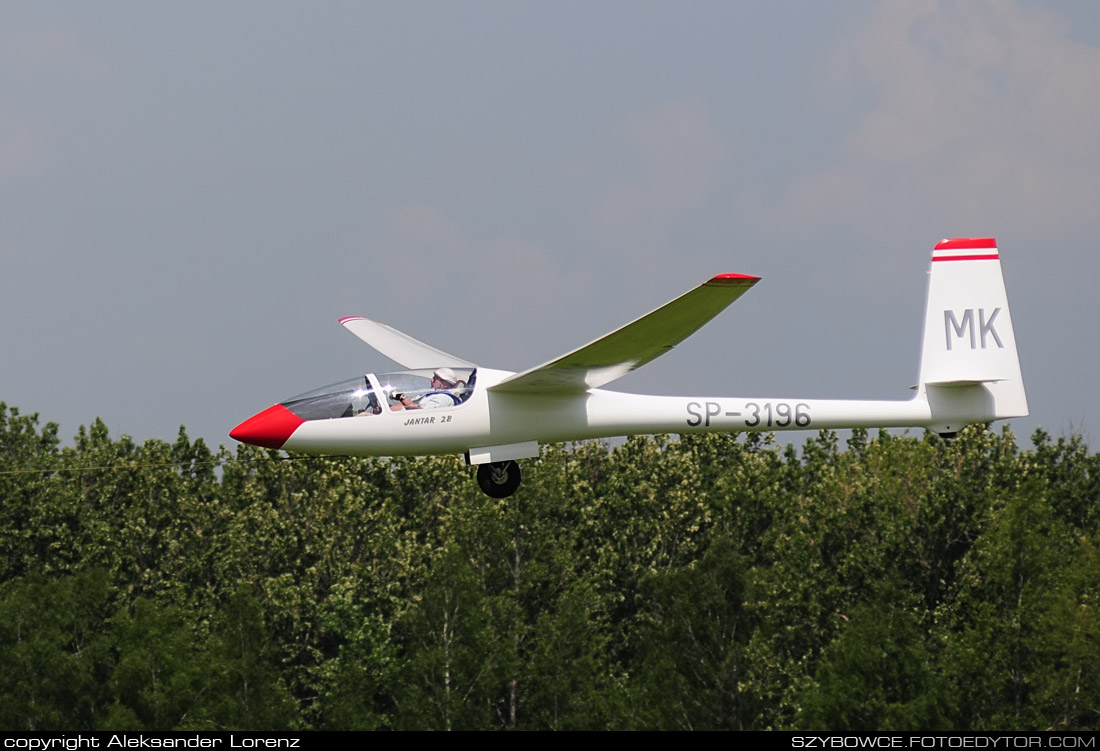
<box><xmin>0</xmin><ymin>454</ymin><xmax>360</xmax><ymax>477</ymax></box>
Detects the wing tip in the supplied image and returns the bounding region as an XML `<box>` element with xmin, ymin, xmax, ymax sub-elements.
<box><xmin>338</xmin><ymin>315</ymin><xmax>367</xmax><ymax>325</ymax></box>
<box><xmin>708</xmin><ymin>273</ymin><xmax>760</xmax><ymax>285</ymax></box>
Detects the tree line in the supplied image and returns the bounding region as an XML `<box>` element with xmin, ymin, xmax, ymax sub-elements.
<box><xmin>1</xmin><ymin>401</ymin><xmax>1097</xmax><ymax>730</ymax></box>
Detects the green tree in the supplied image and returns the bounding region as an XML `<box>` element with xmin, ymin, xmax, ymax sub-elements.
<box><xmin>796</xmin><ymin>579</ymin><xmax>951</xmax><ymax>730</ymax></box>
<box><xmin>0</xmin><ymin>570</ymin><xmax>112</xmax><ymax>730</ymax></box>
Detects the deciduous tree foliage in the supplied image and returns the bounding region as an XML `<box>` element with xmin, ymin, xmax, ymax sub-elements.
<box><xmin>0</xmin><ymin>401</ymin><xmax>1096</xmax><ymax>730</ymax></box>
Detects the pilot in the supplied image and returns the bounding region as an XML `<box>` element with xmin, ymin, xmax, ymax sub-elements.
<box><xmin>396</xmin><ymin>368</ymin><xmax>461</xmax><ymax>410</ymax></box>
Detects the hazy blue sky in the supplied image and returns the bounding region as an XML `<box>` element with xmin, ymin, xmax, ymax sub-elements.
<box><xmin>3</xmin><ymin>2</ymin><xmax>1097</xmax><ymax>450</ymax></box>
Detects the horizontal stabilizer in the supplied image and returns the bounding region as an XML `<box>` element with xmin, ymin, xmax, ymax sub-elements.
<box><xmin>339</xmin><ymin>316</ymin><xmax>475</xmax><ymax>370</ymax></box>
<box><xmin>491</xmin><ymin>273</ymin><xmax>759</xmax><ymax>394</ymax></box>
<box><xmin>923</xmin><ymin>378</ymin><xmax>1006</xmax><ymax>386</ymax></box>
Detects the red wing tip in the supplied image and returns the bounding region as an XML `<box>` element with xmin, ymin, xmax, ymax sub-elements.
<box><xmin>709</xmin><ymin>273</ymin><xmax>760</xmax><ymax>283</ymax></box>
<box><xmin>338</xmin><ymin>315</ymin><xmax>367</xmax><ymax>324</ymax></box>
<box><xmin>934</xmin><ymin>237</ymin><xmax>997</xmax><ymax>250</ymax></box>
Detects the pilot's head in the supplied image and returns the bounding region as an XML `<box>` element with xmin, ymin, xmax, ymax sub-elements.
<box><xmin>432</xmin><ymin>368</ymin><xmax>458</xmax><ymax>389</ymax></box>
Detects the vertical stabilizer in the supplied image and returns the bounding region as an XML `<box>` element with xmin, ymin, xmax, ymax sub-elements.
<box><xmin>917</xmin><ymin>238</ymin><xmax>1027</xmax><ymax>432</ymax></box>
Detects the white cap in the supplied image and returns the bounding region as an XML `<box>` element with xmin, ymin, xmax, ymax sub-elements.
<box><xmin>433</xmin><ymin>367</ymin><xmax>458</xmax><ymax>386</ymax></box>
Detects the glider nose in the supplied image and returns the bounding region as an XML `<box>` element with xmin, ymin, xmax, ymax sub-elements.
<box><xmin>230</xmin><ymin>404</ymin><xmax>303</xmax><ymax>450</ymax></box>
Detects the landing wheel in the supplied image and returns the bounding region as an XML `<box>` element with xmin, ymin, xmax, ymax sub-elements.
<box><xmin>477</xmin><ymin>460</ymin><xmax>522</xmax><ymax>498</ymax></box>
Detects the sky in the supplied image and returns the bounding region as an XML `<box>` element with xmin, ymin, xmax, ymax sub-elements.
<box><xmin>2</xmin><ymin>1</ymin><xmax>1098</xmax><ymax>452</ymax></box>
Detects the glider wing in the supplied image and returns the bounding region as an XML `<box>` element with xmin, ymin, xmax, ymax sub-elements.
<box><xmin>489</xmin><ymin>273</ymin><xmax>759</xmax><ymax>394</ymax></box>
<box><xmin>339</xmin><ymin>316</ymin><xmax>476</xmax><ymax>369</ymax></box>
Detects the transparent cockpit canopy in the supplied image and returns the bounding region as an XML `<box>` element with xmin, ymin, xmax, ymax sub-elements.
<box><xmin>280</xmin><ymin>368</ymin><xmax>476</xmax><ymax>421</ymax></box>
<box><xmin>281</xmin><ymin>375</ymin><xmax>380</xmax><ymax>420</ymax></box>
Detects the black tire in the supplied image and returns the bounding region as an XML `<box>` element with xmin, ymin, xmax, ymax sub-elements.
<box><xmin>476</xmin><ymin>460</ymin><xmax>522</xmax><ymax>498</ymax></box>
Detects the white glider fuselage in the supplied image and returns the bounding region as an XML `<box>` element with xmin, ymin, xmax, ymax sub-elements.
<box><xmin>279</xmin><ymin>367</ymin><xmax>943</xmax><ymax>459</ymax></box>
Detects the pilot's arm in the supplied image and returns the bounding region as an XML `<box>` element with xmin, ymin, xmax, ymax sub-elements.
<box><xmin>404</xmin><ymin>392</ymin><xmax>453</xmax><ymax>410</ymax></box>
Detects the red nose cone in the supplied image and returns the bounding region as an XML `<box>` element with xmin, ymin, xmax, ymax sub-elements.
<box><xmin>230</xmin><ymin>404</ymin><xmax>304</xmax><ymax>450</ymax></box>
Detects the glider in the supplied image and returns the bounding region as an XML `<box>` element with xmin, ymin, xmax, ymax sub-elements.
<box><xmin>231</xmin><ymin>238</ymin><xmax>1027</xmax><ymax>498</ymax></box>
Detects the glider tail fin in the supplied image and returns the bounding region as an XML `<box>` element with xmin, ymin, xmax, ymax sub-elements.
<box><xmin>916</xmin><ymin>238</ymin><xmax>1028</xmax><ymax>434</ymax></box>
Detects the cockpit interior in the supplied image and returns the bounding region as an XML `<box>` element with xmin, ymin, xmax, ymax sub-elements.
<box><xmin>279</xmin><ymin>368</ymin><xmax>477</xmax><ymax>421</ymax></box>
